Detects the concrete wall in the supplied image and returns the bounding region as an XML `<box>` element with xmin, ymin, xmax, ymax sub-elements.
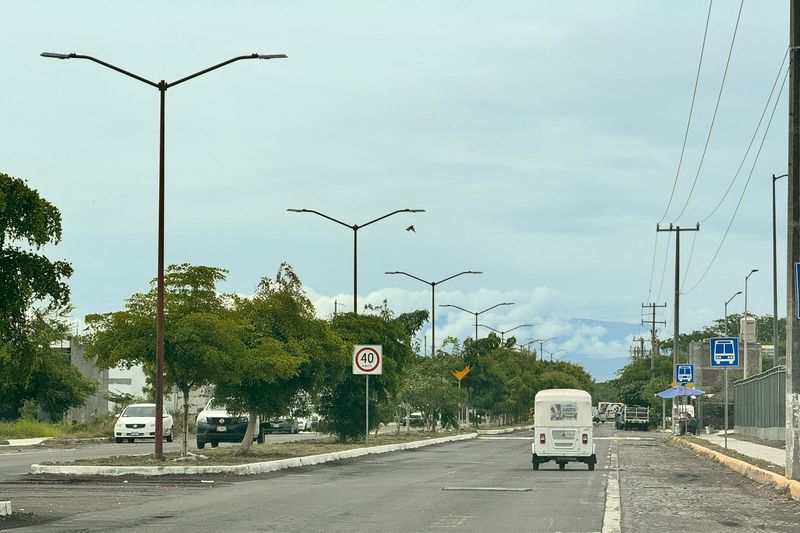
<box><xmin>65</xmin><ymin>338</ymin><xmax>110</xmax><ymax>421</ymax></box>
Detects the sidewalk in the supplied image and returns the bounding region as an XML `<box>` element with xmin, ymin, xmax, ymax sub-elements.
<box><xmin>681</xmin><ymin>431</ymin><xmax>800</xmax><ymax>502</ymax></box>
<box><xmin>692</xmin><ymin>432</ymin><xmax>785</xmax><ymax>468</ymax></box>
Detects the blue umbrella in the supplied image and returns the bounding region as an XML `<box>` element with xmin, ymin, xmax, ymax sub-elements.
<box><xmin>656</xmin><ymin>385</ymin><xmax>706</xmax><ymax>398</ymax></box>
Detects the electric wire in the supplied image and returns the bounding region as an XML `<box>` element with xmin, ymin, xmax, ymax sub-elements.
<box><xmin>656</xmin><ymin>231</ymin><xmax>672</xmax><ymax>303</ymax></box>
<box><xmin>672</xmin><ymin>0</ymin><xmax>745</xmax><ymax>223</ymax></box>
<box><xmin>700</xmin><ymin>47</ymin><xmax>790</xmax><ymax>223</ymax></box>
<box><xmin>682</xmin><ymin>63</ymin><xmax>789</xmax><ymax>295</ymax></box>
<box><xmin>646</xmin><ymin>232</ymin><xmax>659</xmax><ymax>300</ymax></box>
<box><xmin>658</xmin><ymin>0</ymin><xmax>714</xmax><ymax>224</ymax></box>
<box><xmin>680</xmin><ymin>231</ymin><xmax>699</xmax><ymax>292</ymax></box>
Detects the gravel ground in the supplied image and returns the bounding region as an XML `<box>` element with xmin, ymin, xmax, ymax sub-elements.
<box><xmin>618</xmin><ymin>431</ymin><xmax>800</xmax><ymax>532</ymax></box>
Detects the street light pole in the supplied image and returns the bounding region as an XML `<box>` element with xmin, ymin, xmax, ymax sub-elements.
<box><xmin>439</xmin><ymin>302</ymin><xmax>514</xmax><ymax>340</ymax></box>
<box><xmin>774</xmin><ymin>173</ymin><xmax>788</xmax><ymax>365</ymax></box>
<box><xmin>724</xmin><ymin>290</ymin><xmax>742</xmax><ymax>450</ymax></box>
<box><xmin>478</xmin><ymin>323</ymin><xmax>533</xmax><ymax>345</ymax></box>
<box><xmin>42</xmin><ymin>51</ymin><xmax>286</xmax><ymax>459</ymax></box>
<box><xmin>385</xmin><ymin>270</ymin><xmax>481</xmax><ymax>356</ymax></box>
<box><xmin>532</xmin><ymin>338</ymin><xmax>556</xmax><ymax>360</ymax></box>
<box><xmin>744</xmin><ymin>269</ymin><xmax>759</xmax><ymax>378</ymax></box>
<box><xmin>288</xmin><ymin>209</ymin><xmax>425</xmax><ymax>314</ymax></box>
<box><xmin>724</xmin><ymin>291</ymin><xmax>742</xmax><ymax>336</ymax></box>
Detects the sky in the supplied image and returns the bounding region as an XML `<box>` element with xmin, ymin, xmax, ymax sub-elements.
<box><xmin>1</xmin><ymin>1</ymin><xmax>792</xmax><ymax>381</ymax></box>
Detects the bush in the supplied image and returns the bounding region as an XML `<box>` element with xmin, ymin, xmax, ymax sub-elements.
<box><xmin>0</xmin><ymin>415</ymin><xmax>115</xmax><ymax>439</ymax></box>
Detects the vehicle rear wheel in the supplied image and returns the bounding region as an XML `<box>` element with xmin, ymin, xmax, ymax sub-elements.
<box><xmin>558</xmin><ymin>462</ymin><xmax>566</xmax><ymax>471</ymax></box>
<box><xmin>211</xmin><ymin>441</ymin><xmax>219</xmax><ymax>448</ymax></box>
<box><xmin>197</xmin><ymin>440</ymin><xmax>206</xmax><ymax>449</ymax></box>
<box><xmin>532</xmin><ymin>458</ymin><xmax>539</xmax><ymax>471</ymax></box>
<box><xmin>257</xmin><ymin>431</ymin><xmax>265</xmax><ymax>444</ymax></box>
<box><xmin>127</xmin><ymin>438</ymin><xmax>135</xmax><ymax>443</ymax></box>
<box><xmin>588</xmin><ymin>462</ymin><xmax>595</xmax><ymax>471</ymax></box>
<box><xmin>166</xmin><ymin>434</ymin><xmax>173</xmax><ymax>443</ymax></box>
<box><xmin>114</xmin><ymin>438</ymin><xmax>123</xmax><ymax>443</ymax></box>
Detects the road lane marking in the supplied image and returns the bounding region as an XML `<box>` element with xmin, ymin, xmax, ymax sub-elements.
<box><xmin>442</xmin><ymin>487</ymin><xmax>532</xmax><ymax>492</ymax></box>
<box><xmin>602</xmin><ymin>440</ymin><xmax>621</xmax><ymax>533</ymax></box>
<box><xmin>477</xmin><ymin>436</ymin><xmax>532</xmax><ymax>440</ymax></box>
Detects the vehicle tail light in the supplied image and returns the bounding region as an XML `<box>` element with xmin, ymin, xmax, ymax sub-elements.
<box><xmin>582</xmin><ymin>433</ymin><xmax>588</xmax><ymax>444</ymax></box>
<box><xmin>539</xmin><ymin>433</ymin><xmax>546</xmax><ymax>444</ymax></box>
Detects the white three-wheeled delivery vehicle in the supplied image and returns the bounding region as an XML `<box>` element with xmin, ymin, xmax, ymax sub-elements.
<box><xmin>531</xmin><ymin>388</ymin><xmax>597</xmax><ymax>470</ymax></box>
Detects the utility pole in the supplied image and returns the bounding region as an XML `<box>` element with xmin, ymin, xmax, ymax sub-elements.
<box><xmin>656</xmin><ymin>224</ymin><xmax>700</xmax><ymax>378</ymax></box>
<box><xmin>631</xmin><ymin>337</ymin><xmax>646</xmax><ymax>360</ymax></box>
<box><xmin>642</xmin><ymin>303</ymin><xmax>667</xmax><ymax>370</ymax></box>
<box><xmin>786</xmin><ymin>0</ymin><xmax>800</xmax><ymax>480</ymax></box>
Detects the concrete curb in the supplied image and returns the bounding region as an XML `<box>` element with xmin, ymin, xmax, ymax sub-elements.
<box><xmin>673</xmin><ymin>438</ymin><xmax>800</xmax><ymax>502</ymax></box>
<box><xmin>30</xmin><ymin>432</ymin><xmax>478</xmax><ymax>477</ymax></box>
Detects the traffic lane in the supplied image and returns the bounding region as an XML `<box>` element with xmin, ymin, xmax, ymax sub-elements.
<box><xmin>8</xmin><ymin>432</ymin><xmax>611</xmax><ymax>532</ymax></box>
<box><xmin>618</xmin><ymin>430</ymin><xmax>800</xmax><ymax>532</ymax></box>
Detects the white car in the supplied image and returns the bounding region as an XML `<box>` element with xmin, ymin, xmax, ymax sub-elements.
<box><xmin>114</xmin><ymin>403</ymin><xmax>173</xmax><ymax>443</ymax></box>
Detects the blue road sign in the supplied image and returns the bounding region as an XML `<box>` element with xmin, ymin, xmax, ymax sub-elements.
<box><xmin>676</xmin><ymin>364</ymin><xmax>694</xmax><ymax>383</ymax></box>
<box><xmin>710</xmin><ymin>337</ymin><xmax>740</xmax><ymax>367</ymax></box>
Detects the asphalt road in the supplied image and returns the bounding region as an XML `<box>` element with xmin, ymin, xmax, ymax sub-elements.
<box><xmin>2</xmin><ymin>425</ymin><xmax>800</xmax><ymax>532</ymax></box>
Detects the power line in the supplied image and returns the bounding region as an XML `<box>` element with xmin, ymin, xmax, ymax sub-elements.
<box><xmin>699</xmin><ymin>47</ymin><xmax>790</xmax><ymax>223</ymax></box>
<box><xmin>680</xmin><ymin>231</ymin><xmax>699</xmax><ymax>291</ymax></box>
<box><xmin>682</xmin><ymin>63</ymin><xmax>789</xmax><ymax>295</ymax></box>
<box><xmin>656</xmin><ymin>230</ymin><xmax>672</xmax><ymax>303</ymax></box>
<box><xmin>658</xmin><ymin>0</ymin><xmax>714</xmax><ymax>224</ymax></box>
<box><xmin>646</xmin><ymin>232</ymin><xmax>659</xmax><ymax>300</ymax></box>
<box><xmin>672</xmin><ymin>0</ymin><xmax>745</xmax><ymax>223</ymax></box>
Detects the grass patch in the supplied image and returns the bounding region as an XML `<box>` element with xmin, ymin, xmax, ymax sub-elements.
<box><xmin>0</xmin><ymin>439</ymin><xmax>8</xmax><ymax>445</ymax></box>
<box><xmin>0</xmin><ymin>416</ymin><xmax>115</xmax><ymax>440</ymax></box>
<box><xmin>47</xmin><ymin>431</ymin><xmax>473</xmax><ymax>467</ymax></box>
<box><xmin>673</xmin><ymin>435</ymin><xmax>785</xmax><ymax>477</ymax></box>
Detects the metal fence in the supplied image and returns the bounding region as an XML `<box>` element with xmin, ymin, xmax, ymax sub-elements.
<box><xmin>733</xmin><ymin>365</ymin><xmax>785</xmax><ymax>441</ymax></box>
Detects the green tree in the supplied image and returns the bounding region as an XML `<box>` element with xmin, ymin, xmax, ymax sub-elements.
<box><xmin>214</xmin><ymin>263</ymin><xmax>348</xmax><ymax>455</ymax></box>
<box><xmin>404</xmin><ymin>353</ymin><xmax>465</xmax><ymax>432</ymax></box>
<box><xmin>0</xmin><ymin>312</ymin><xmax>97</xmax><ymax>419</ymax></box>
<box><xmin>0</xmin><ymin>173</ymin><xmax>72</xmax><ymax>405</ymax></box>
<box><xmin>85</xmin><ymin>264</ymin><xmax>243</xmax><ymax>455</ymax></box>
<box><xmin>321</xmin><ymin>304</ymin><xmax>426</xmax><ymax>442</ymax></box>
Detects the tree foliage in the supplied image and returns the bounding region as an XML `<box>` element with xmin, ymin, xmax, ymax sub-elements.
<box><xmin>85</xmin><ymin>264</ymin><xmax>244</xmax><ymax>454</ymax></box>
<box><xmin>215</xmin><ymin>263</ymin><xmax>349</xmax><ymax>454</ymax></box>
<box><xmin>320</xmin><ymin>303</ymin><xmax>426</xmax><ymax>441</ymax></box>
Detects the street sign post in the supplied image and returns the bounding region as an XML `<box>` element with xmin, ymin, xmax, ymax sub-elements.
<box><xmin>353</xmin><ymin>345</ymin><xmax>382</xmax><ymax>444</ymax></box>
<box><xmin>710</xmin><ymin>337</ymin><xmax>740</xmax><ymax>449</ymax></box>
<box><xmin>676</xmin><ymin>364</ymin><xmax>694</xmax><ymax>383</ymax></box>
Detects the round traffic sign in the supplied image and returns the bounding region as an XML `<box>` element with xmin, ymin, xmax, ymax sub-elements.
<box><xmin>355</xmin><ymin>346</ymin><xmax>381</xmax><ymax>373</ymax></box>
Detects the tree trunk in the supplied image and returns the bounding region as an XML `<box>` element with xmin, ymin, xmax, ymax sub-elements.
<box><xmin>181</xmin><ymin>389</ymin><xmax>190</xmax><ymax>457</ymax></box>
<box><xmin>405</xmin><ymin>404</ymin><xmax>411</xmax><ymax>434</ymax></box>
<box><xmin>234</xmin><ymin>412</ymin><xmax>258</xmax><ymax>456</ymax></box>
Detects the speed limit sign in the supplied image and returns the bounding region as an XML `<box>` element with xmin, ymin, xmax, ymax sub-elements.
<box><xmin>353</xmin><ymin>345</ymin><xmax>383</xmax><ymax>375</ymax></box>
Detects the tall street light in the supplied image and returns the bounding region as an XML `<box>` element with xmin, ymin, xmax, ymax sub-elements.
<box><xmin>42</xmin><ymin>51</ymin><xmax>286</xmax><ymax>459</ymax></box>
<box><xmin>744</xmin><ymin>269</ymin><xmax>759</xmax><ymax>378</ymax></box>
<box><xmin>478</xmin><ymin>323</ymin><xmax>533</xmax><ymax>345</ymax></box>
<box><xmin>287</xmin><ymin>209</ymin><xmax>424</xmax><ymax>314</ymax></box>
<box><xmin>385</xmin><ymin>270</ymin><xmax>481</xmax><ymax>356</ymax></box>
<box><xmin>774</xmin><ymin>173</ymin><xmax>788</xmax><ymax>365</ymax></box>
<box><xmin>532</xmin><ymin>337</ymin><xmax>556</xmax><ymax>360</ymax></box>
<box><xmin>724</xmin><ymin>291</ymin><xmax>742</xmax><ymax>336</ymax></box>
<box><xmin>544</xmin><ymin>348</ymin><xmax>565</xmax><ymax>362</ymax></box>
<box><xmin>439</xmin><ymin>302</ymin><xmax>514</xmax><ymax>340</ymax></box>
<box><xmin>723</xmin><ymin>289</ymin><xmax>742</xmax><ymax>450</ymax></box>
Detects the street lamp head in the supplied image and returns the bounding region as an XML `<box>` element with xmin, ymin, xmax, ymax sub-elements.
<box><xmin>286</xmin><ymin>208</ymin><xmax>306</xmax><ymax>212</ymax></box>
<box><xmin>41</xmin><ymin>52</ymin><xmax>73</xmax><ymax>59</ymax></box>
<box><xmin>256</xmin><ymin>54</ymin><xmax>288</xmax><ymax>60</ymax></box>
<box><xmin>750</xmin><ymin>269</ymin><xmax>759</xmax><ymax>274</ymax></box>
<box><xmin>385</xmin><ymin>271</ymin><xmax>401</xmax><ymax>275</ymax></box>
